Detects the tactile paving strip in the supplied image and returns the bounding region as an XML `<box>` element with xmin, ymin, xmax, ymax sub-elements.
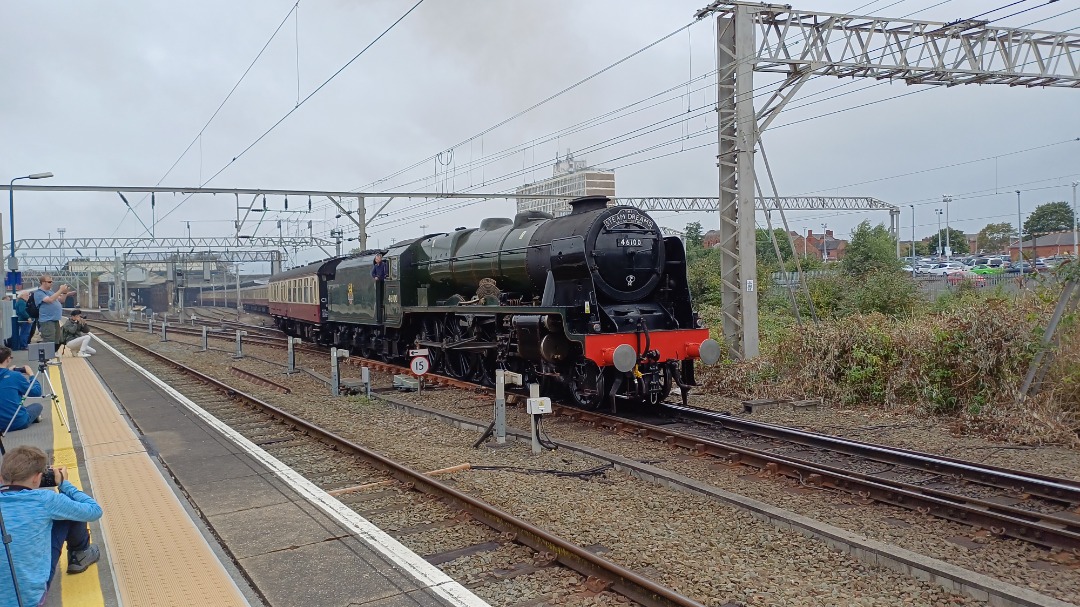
<box><xmin>62</xmin><ymin>358</ymin><xmax>249</xmax><ymax>606</ymax></box>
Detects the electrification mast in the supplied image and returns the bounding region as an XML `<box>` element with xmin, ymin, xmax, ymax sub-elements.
<box><xmin>697</xmin><ymin>0</ymin><xmax>1080</xmax><ymax>360</ymax></box>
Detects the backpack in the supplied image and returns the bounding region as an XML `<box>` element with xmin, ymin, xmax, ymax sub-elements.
<box><xmin>26</xmin><ymin>290</ymin><xmax>41</xmax><ymax>320</ymax></box>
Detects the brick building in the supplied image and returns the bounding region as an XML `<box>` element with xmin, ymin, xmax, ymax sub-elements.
<box><xmin>790</xmin><ymin>229</ymin><xmax>847</xmax><ymax>261</ymax></box>
<box><xmin>700</xmin><ymin>228</ymin><xmax>847</xmax><ymax>261</ymax></box>
<box><xmin>1009</xmin><ymin>230</ymin><xmax>1079</xmax><ymax>260</ymax></box>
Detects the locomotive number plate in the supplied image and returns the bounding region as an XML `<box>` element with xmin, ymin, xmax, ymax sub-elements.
<box><xmin>617</xmin><ymin>238</ymin><xmax>643</xmax><ymax>247</ymax></box>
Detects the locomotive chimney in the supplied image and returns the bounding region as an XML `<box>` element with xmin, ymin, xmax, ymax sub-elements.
<box><xmin>568</xmin><ymin>195</ymin><xmax>610</xmax><ymax>215</ymax></box>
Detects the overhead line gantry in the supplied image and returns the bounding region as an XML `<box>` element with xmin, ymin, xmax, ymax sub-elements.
<box><xmin>695</xmin><ymin>0</ymin><xmax>1080</xmax><ymax>360</ymax></box>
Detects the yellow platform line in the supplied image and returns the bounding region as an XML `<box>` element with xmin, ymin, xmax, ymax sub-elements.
<box><xmin>49</xmin><ymin>363</ymin><xmax>106</xmax><ymax>607</ymax></box>
<box><xmin>59</xmin><ymin>357</ymin><xmax>249</xmax><ymax>606</ymax></box>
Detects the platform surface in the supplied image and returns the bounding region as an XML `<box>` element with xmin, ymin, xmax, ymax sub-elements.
<box><xmin>84</xmin><ymin>337</ymin><xmax>488</xmax><ymax>607</ymax></box>
<box><xmin>3</xmin><ymin>334</ymin><xmax>489</xmax><ymax>607</ymax></box>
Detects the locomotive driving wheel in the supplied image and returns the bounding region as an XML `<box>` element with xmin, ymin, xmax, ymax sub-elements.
<box><xmin>420</xmin><ymin>317</ymin><xmax>445</xmax><ymax>373</ymax></box>
<box><xmin>442</xmin><ymin>316</ymin><xmax>473</xmax><ymax>380</ymax></box>
<box><xmin>469</xmin><ymin>318</ymin><xmax>498</xmax><ymax>387</ymax></box>
<box><xmin>567</xmin><ymin>361</ymin><xmax>605</xmax><ymax>410</ymax></box>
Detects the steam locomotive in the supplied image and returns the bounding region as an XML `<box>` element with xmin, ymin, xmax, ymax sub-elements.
<box><xmin>269</xmin><ymin>195</ymin><xmax>721</xmax><ymax>409</ymax></box>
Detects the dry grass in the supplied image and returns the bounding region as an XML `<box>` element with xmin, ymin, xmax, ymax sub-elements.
<box><xmin>698</xmin><ymin>287</ymin><xmax>1080</xmax><ymax>446</ymax></box>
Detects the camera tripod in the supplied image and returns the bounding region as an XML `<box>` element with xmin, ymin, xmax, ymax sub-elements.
<box><xmin>0</xmin><ymin>357</ymin><xmax>69</xmax><ymax>441</ymax></box>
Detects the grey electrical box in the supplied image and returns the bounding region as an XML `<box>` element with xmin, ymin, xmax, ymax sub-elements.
<box><xmin>0</xmin><ymin>299</ymin><xmax>12</xmax><ymax>342</ymax></box>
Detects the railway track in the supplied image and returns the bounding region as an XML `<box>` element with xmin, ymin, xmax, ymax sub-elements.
<box><xmin>93</xmin><ymin>326</ymin><xmax>704</xmax><ymax>607</ymax></box>
<box><xmin>92</xmin><ymin>319</ymin><xmax>1080</xmax><ymax>550</ymax></box>
<box><xmin>569</xmin><ymin>404</ymin><xmax>1080</xmax><ymax>551</ymax></box>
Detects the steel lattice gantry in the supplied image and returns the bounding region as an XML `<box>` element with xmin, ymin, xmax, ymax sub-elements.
<box><xmin>697</xmin><ymin>1</ymin><xmax>1080</xmax><ymax>361</ymax></box>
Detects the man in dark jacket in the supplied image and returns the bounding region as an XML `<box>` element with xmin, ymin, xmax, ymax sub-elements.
<box><xmin>371</xmin><ymin>253</ymin><xmax>388</xmax><ymax>325</ymax></box>
<box><xmin>61</xmin><ymin>310</ymin><xmax>96</xmax><ymax>357</ymax></box>
<box><xmin>0</xmin><ymin>346</ymin><xmax>43</xmax><ymax>432</ymax></box>
<box><xmin>370</xmin><ymin>252</ymin><xmax>388</xmax><ymax>280</ymax></box>
<box><xmin>13</xmin><ymin>292</ymin><xmax>31</xmax><ymax>350</ymax></box>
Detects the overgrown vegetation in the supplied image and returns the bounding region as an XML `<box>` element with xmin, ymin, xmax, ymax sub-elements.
<box><xmin>684</xmin><ymin>221</ymin><xmax>1080</xmax><ymax>445</ymax></box>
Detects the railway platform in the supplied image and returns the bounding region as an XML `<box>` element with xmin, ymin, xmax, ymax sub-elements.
<box><xmin>0</xmin><ymin>342</ymin><xmax>490</xmax><ymax>607</ymax></box>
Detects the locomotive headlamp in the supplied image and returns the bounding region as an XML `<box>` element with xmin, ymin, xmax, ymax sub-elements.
<box><xmin>591</xmin><ymin>322</ymin><xmax>601</xmax><ymax>333</ymax></box>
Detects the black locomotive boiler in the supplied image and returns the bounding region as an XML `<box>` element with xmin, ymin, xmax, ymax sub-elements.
<box><xmin>269</xmin><ymin>195</ymin><xmax>721</xmax><ymax>409</ymax></box>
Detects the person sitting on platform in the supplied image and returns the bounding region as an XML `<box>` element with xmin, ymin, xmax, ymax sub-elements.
<box><xmin>60</xmin><ymin>310</ymin><xmax>96</xmax><ymax>358</ymax></box>
<box><xmin>0</xmin><ymin>445</ymin><xmax>103</xmax><ymax>607</ymax></box>
<box><xmin>0</xmin><ymin>346</ymin><xmax>42</xmax><ymax>432</ymax></box>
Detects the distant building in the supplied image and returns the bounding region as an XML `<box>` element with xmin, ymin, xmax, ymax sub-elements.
<box><xmin>789</xmin><ymin>229</ymin><xmax>847</xmax><ymax>261</ymax></box>
<box><xmin>965</xmin><ymin>233</ymin><xmax>980</xmax><ymax>254</ymax></box>
<box><xmin>515</xmin><ymin>152</ymin><xmax>615</xmax><ymax>217</ymax></box>
<box><xmin>1009</xmin><ymin>230</ymin><xmax>1079</xmax><ymax>260</ymax></box>
<box><xmin>699</xmin><ymin>228</ymin><xmax>847</xmax><ymax>261</ymax></box>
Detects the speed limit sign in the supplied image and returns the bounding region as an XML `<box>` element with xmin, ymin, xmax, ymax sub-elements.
<box><xmin>410</xmin><ymin>356</ymin><xmax>430</xmax><ymax>376</ymax></box>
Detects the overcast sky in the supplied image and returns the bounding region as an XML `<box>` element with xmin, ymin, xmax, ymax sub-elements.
<box><xmin>2</xmin><ymin>0</ymin><xmax>1077</xmax><ymax>270</ymax></box>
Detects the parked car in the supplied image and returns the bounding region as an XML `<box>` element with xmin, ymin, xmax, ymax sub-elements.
<box><xmin>1005</xmin><ymin>262</ymin><xmax>1038</xmax><ymax>274</ymax></box>
<box><xmin>928</xmin><ymin>262</ymin><xmax>966</xmax><ymax>276</ymax></box>
<box><xmin>914</xmin><ymin>263</ymin><xmax>936</xmax><ymax>275</ymax></box>
<box><xmin>901</xmin><ymin>264</ymin><xmax>915</xmax><ymax>273</ymax></box>
<box><xmin>970</xmin><ymin>264</ymin><xmax>1003</xmax><ymax>275</ymax></box>
<box><xmin>947</xmin><ymin>271</ymin><xmax>986</xmax><ymax>286</ymax></box>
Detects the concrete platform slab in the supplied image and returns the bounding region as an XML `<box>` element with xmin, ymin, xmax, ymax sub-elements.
<box><xmin>88</xmin><ymin>336</ymin><xmax>490</xmax><ymax>607</ymax></box>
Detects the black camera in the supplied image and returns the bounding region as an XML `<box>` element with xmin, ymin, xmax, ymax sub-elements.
<box><xmin>40</xmin><ymin>469</ymin><xmax>57</xmax><ymax>488</ymax></box>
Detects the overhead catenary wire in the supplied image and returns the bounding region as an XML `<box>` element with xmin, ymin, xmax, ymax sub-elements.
<box><xmin>356</xmin><ymin>21</ymin><xmax>698</xmax><ymax>193</ymax></box>
<box><xmin>308</xmin><ymin>0</ymin><xmax>1010</xmax><ymax>221</ymax></box>
<box><xmin>303</xmin><ymin>0</ymin><xmax>1071</xmax><ymax>241</ymax></box>
<box><xmin>111</xmin><ymin>1</ymin><xmax>301</xmax><ymax>237</ymax></box>
<box><xmin>142</xmin><ymin>0</ymin><xmax>428</xmax><ymax>236</ymax></box>
<box><xmin>346</xmin><ymin>0</ymin><xmax>1040</xmax><ymax>227</ymax></box>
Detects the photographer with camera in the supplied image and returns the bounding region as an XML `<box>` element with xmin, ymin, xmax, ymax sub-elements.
<box><xmin>59</xmin><ymin>311</ymin><xmax>95</xmax><ymax>358</ymax></box>
<box><xmin>0</xmin><ymin>348</ymin><xmax>41</xmax><ymax>433</ymax></box>
<box><xmin>0</xmin><ymin>445</ymin><xmax>102</xmax><ymax>607</ymax></box>
<box><xmin>31</xmin><ymin>276</ymin><xmax>71</xmax><ymax>351</ymax></box>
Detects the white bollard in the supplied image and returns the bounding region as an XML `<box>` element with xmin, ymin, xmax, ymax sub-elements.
<box><xmin>361</xmin><ymin>367</ymin><xmax>371</xmax><ymax>398</ymax></box>
<box><xmin>233</xmin><ymin>330</ymin><xmax>246</xmax><ymax>359</ymax></box>
<box><xmin>286</xmin><ymin>336</ymin><xmax>296</xmax><ymax>374</ymax></box>
<box><xmin>201</xmin><ymin>326</ymin><xmax>208</xmax><ymax>352</ymax></box>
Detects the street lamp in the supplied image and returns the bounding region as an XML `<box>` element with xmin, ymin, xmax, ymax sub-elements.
<box><xmin>909</xmin><ymin>204</ymin><xmax>916</xmax><ymax>275</ymax></box>
<box><xmin>1072</xmin><ymin>181</ymin><xmax>1078</xmax><ymax>259</ymax></box>
<box><xmin>942</xmin><ymin>195</ymin><xmax>952</xmax><ymax>260</ymax></box>
<box><xmin>820</xmin><ymin>223</ymin><xmax>828</xmax><ymax>261</ymax></box>
<box><xmin>1016</xmin><ymin>190</ymin><xmax>1023</xmax><ymax>264</ymax></box>
<box><xmin>8</xmin><ymin>171</ymin><xmax>54</xmax><ymax>294</ymax></box>
<box><xmin>935</xmin><ymin>209</ymin><xmax>943</xmax><ymax>258</ymax></box>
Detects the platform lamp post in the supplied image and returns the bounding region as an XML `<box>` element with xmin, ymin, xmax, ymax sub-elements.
<box><xmin>1016</xmin><ymin>190</ymin><xmax>1023</xmax><ymax>264</ymax></box>
<box><xmin>1072</xmin><ymin>181</ymin><xmax>1078</xmax><ymax>259</ymax></box>
<box><xmin>7</xmin><ymin>172</ymin><xmax>54</xmax><ymax>295</ymax></box>
<box><xmin>935</xmin><ymin>209</ymin><xmax>943</xmax><ymax>258</ymax></box>
<box><xmin>942</xmin><ymin>195</ymin><xmax>952</xmax><ymax>260</ymax></box>
<box><xmin>909</xmin><ymin>205</ymin><xmax>916</xmax><ymax>276</ymax></box>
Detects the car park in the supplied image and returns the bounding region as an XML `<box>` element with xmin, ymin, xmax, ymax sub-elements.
<box><xmin>928</xmin><ymin>262</ymin><xmax>966</xmax><ymax>276</ymax></box>
<box><xmin>947</xmin><ymin>271</ymin><xmax>986</xmax><ymax>286</ymax></box>
<box><xmin>970</xmin><ymin>264</ymin><xmax>1003</xmax><ymax>275</ymax></box>
<box><xmin>1005</xmin><ymin>262</ymin><xmax>1038</xmax><ymax>274</ymax></box>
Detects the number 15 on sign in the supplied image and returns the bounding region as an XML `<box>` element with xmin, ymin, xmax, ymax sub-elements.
<box><xmin>410</xmin><ymin>356</ymin><xmax>430</xmax><ymax>376</ymax></box>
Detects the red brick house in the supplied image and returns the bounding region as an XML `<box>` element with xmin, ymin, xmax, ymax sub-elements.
<box><xmin>1009</xmin><ymin>230</ymin><xmax>1079</xmax><ymax>260</ymax></box>
<box><xmin>701</xmin><ymin>228</ymin><xmax>848</xmax><ymax>260</ymax></box>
